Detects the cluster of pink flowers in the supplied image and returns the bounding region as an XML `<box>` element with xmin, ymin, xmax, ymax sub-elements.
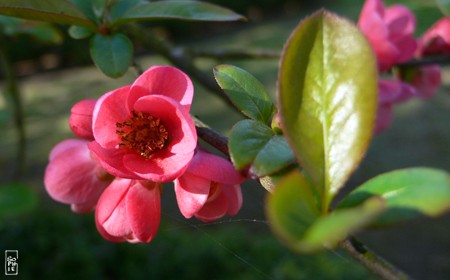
<box><xmin>358</xmin><ymin>0</ymin><xmax>449</xmax><ymax>132</ymax></box>
<box><xmin>45</xmin><ymin>66</ymin><xmax>243</xmax><ymax>243</ymax></box>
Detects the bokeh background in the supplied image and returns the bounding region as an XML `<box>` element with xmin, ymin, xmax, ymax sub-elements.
<box><xmin>1</xmin><ymin>0</ymin><xmax>449</xmax><ymax>279</ymax></box>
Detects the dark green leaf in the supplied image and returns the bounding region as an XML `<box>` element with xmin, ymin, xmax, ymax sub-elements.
<box><xmin>435</xmin><ymin>0</ymin><xmax>450</xmax><ymax>16</ymax></box>
<box><xmin>0</xmin><ymin>16</ymin><xmax>62</xmax><ymax>43</ymax></box>
<box><xmin>266</xmin><ymin>170</ymin><xmax>320</xmax><ymax>250</ymax></box>
<box><xmin>278</xmin><ymin>10</ymin><xmax>377</xmax><ymax>211</ymax></box>
<box><xmin>229</xmin><ymin>120</ymin><xmax>296</xmax><ymax>177</ymax></box>
<box><xmin>338</xmin><ymin>168</ymin><xmax>450</xmax><ymax>226</ymax></box>
<box><xmin>68</xmin><ymin>25</ymin><xmax>93</xmax><ymax>39</ymax></box>
<box><xmin>90</xmin><ymin>33</ymin><xmax>133</xmax><ymax>78</ymax></box>
<box><xmin>214</xmin><ymin>64</ymin><xmax>274</xmax><ymax>124</ymax></box>
<box><xmin>112</xmin><ymin>1</ymin><xmax>245</xmax><ymax>26</ymax></box>
<box><xmin>109</xmin><ymin>0</ymin><xmax>144</xmax><ymax>22</ymax></box>
<box><xmin>0</xmin><ymin>0</ymin><xmax>96</xmax><ymax>29</ymax></box>
<box><xmin>0</xmin><ymin>183</ymin><xmax>38</xmax><ymax>218</ymax></box>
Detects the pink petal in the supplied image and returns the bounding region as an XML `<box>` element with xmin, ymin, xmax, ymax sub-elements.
<box><xmin>126</xmin><ymin>181</ymin><xmax>161</xmax><ymax>243</ymax></box>
<box><xmin>69</xmin><ymin>99</ymin><xmax>96</xmax><ymax>140</ymax></box>
<box><xmin>375</xmin><ymin>103</ymin><xmax>393</xmax><ymax>133</ymax></box>
<box><xmin>385</xmin><ymin>5</ymin><xmax>415</xmax><ymax>35</ymax></box>
<box><xmin>187</xmin><ymin>150</ymin><xmax>243</xmax><ymax>185</ymax></box>
<box><xmin>88</xmin><ymin>141</ymin><xmax>141</xmax><ymax>180</ymax></box>
<box><xmin>128</xmin><ymin>66</ymin><xmax>194</xmax><ymax>112</ymax></box>
<box><xmin>123</xmin><ymin>149</ymin><xmax>194</xmax><ymax>182</ymax></box>
<box><xmin>412</xmin><ymin>65</ymin><xmax>442</xmax><ymax>99</ymax></box>
<box><xmin>44</xmin><ymin>139</ymin><xmax>109</xmax><ymax>208</ymax></box>
<box><xmin>174</xmin><ymin>173</ymin><xmax>211</xmax><ymax>218</ymax></box>
<box><xmin>93</xmin><ymin>85</ymin><xmax>132</xmax><ymax>149</ymax></box>
<box><xmin>223</xmin><ymin>184</ymin><xmax>243</xmax><ymax>216</ymax></box>
<box><xmin>194</xmin><ymin>191</ymin><xmax>228</xmax><ymax>222</ymax></box>
<box><xmin>133</xmin><ymin>95</ymin><xmax>197</xmax><ymax>154</ymax></box>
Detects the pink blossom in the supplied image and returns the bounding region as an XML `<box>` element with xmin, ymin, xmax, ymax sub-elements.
<box><xmin>376</xmin><ymin>79</ymin><xmax>416</xmax><ymax>133</ymax></box>
<box><xmin>410</xmin><ymin>65</ymin><xmax>442</xmax><ymax>99</ymax></box>
<box><xmin>358</xmin><ymin>0</ymin><xmax>417</xmax><ymax>71</ymax></box>
<box><xmin>44</xmin><ymin>139</ymin><xmax>112</xmax><ymax>213</ymax></box>
<box><xmin>418</xmin><ymin>17</ymin><xmax>450</xmax><ymax>56</ymax></box>
<box><xmin>95</xmin><ymin>179</ymin><xmax>161</xmax><ymax>243</ymax></box>
<box><xmin>69</xmin><ymin>99</ymin><xmax>96</xmax><ymax>140</ymax></box>
<box><xmin>175</xmin><ymin>150</ymin><xmax>244</xmax><ymax>222</ymax></box>
<box><xmin>88</xmin><ymin>66</ymin><xmax>197</xmax><ymax>182</ymax></box>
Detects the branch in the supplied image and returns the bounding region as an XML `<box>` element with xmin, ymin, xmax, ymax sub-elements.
<box><xmin>396</xmin><ymin>55</ymin><xmax>450</xmax><ymax>68</ymax></box>
<box><xmin>340</xmin><ymin>237</ymin><xmax>412</xmax><ymax>280</ymax></box>
<box><xmin>193</xmin><ymin>117</ymin><xmax>229</xmax><ymax>156</ymax></box>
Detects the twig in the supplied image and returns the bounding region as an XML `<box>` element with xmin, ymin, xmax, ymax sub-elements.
<box><xmin>193</xmin><ymin>117</ymin><xmax>229</xmax><ymax>156</ymax></box>
<box><xmin>396</xmin><ymin>55</ymin><xmax>450</xmax><ymax>68</ymax></box>
<box><xmin>0</xmin><ymin>33</ymin><xmax>26</xmax><ymax>179</ymax></box>
<box><xmin>340</xmin><ymin>237</ymin><xmax>412</xmax><ymax>280</ymax></box>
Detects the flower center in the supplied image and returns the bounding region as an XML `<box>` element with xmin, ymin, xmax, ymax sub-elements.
<box><xmin>116</xmin><ymin>110</ymin><xmax>169</xmax><ymax>158</ymax></box>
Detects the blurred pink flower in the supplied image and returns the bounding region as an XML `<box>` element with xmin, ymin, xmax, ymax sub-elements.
<box><xmin>376</xmin><ymin>79</ymin><xmax>416</xmax><ymax>133</ymax></box>
<box><xmin>44</xmin><ymin>139</ymin><xmax>112</xmax><ymax>213</ymax></box>
<box><xmin>358</xmin><ymin>0</ymin><xmax>417</xmax><ymax>71</ymax></box>
<box><xmin>95</xmin><ymin>179</ymin><xmax>161</xmax><ymax>243</ymax></box>
<box><xmin>410</xmin><ymin>65</ymin><xmax>442</xmax><ymax>99</ymax></box>
<box><xmin>417</xmin><ymin>17</ymin><xmax>450</xmax><ymax>56</ymax></box>
<box><xmin>88</xmin><ymin>66</ymin><xmax>197</xmax><ymax>182</ymax></box>
<box><xmin>174</xmin><ymin>150</ymin><xmax>244</xmax><ymax>222</ymax></box>
<box><xmin>69</xmin><ymin>99</ymin><xmax>96</xmax><ymax>140</ymax></box>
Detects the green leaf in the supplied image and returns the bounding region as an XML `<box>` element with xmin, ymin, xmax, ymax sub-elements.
<box><xmin>214</xmin><ymin>64</ymin><xmax>274</xmax><ymax>124</ymax></box>
<box><xmin>109</xmin><ymin>0</ymin><xmax>144</xmax><ymax>22</ymax></box>
<box><xmin>112</xmin><ymin>1</ymin><xmax>245</xmax><ymax>26</ymax></box>
<box><xmin>338</xmin><ymin>168</ymin><xmax>450</xmax><ymax>226</ymax></box>
<box><xmin>435</xmin><ymin>0</ymin><xmax>450</xmax><ymax>16</ymax></box>
<box><xmin>266</xmin><ymin>170</ymin><xmax>320</xmax><ymax>249</ymax></box>
<box><xmin>0</xmin><ymin>0</ymin><xmax>96</xmax><ymax>29</ymax></box>
<box><xmin>299</xmin><ymin>197</ymin><xmax>384</xmax><ymax>252</ymax></box>
<box><xmin>68</xmin><ymin>25</ymin><xmax>93</xmax><ymax>39</ymax></box>
<box><xmin>277</xmin><ymin>10</ymin><xmax>377</xmax><ymax>211</ymax></box>
<box><xmin>0</xmin><ymin>183</ymin><xmax>38</xmax><ymax>218</ymax></box>
<box><xmin>229</xmin><ymin>120</ymin><xmax>296</xmax><ymax>177</ymax></box>
<box><xmin>90</xmin><ymin>33</ymin><xmax>133</xmax><ymax>78</ymax></box>
<box><xmin>0</xmin><ymin>16</ymin><xmax>62</xmax><ymax>43</ymax></box>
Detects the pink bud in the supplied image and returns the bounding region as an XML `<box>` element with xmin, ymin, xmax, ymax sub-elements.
<box><xmin>69</xmin><ymin>99</ymin><xmax>96</xmax><ymax>140</ymax></box>
<box><xmin>418</xmin><ymin>17</ymin><xmax>450</xmax><ymax>56</ymax></box>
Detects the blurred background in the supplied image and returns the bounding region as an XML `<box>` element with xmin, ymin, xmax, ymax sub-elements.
<box><xmin>0</xmin><ymin>0</ymin><xmax>449</xmax><ymax>279</ymax></box>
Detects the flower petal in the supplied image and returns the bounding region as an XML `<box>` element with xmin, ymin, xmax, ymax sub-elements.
<box><xmin>133</xmin><ymin>95</ymin><xmax>197</xmax><ymax>154</ymax></box>
<box><xmin>194</xmin><ymin>192</ymin><xmax>228</xmax><ymax>222</ymax></box>
<box><xmin>93</xmin><ymin>85</ymin><xmax>131</xmax><ymax>149</ymax></box>
<box><xmin>123</xmin><ymin>149</ymin><xmax>194</xmax><ymax>182</ymax></box>
<box><xmin>69</xmin><ymin>99</ymin><xmax>96</xmax><ymax>140</ymax></box>
<box><xmin>175</xmin><ymin>173</ymin><xmax>211</xmax><ymax>218</ymax></box>
<box><xmin>128</xmin><ymin>66</ymin><xmax>193</xmax><ymax>112</ymax></box>
<box><xmin>126</xmin><ymin>181</ymin><xmax>161</xmax><ymax>243</ymax></box>
<box><xmin>187</xmin><ymin>150</ymin><xmax>243</xmax><ymax>185</ymax></box>
<box><xmin>223</xmin><ymin>184</ymin><xmax>243</xmax><ymax>216</ymax></box>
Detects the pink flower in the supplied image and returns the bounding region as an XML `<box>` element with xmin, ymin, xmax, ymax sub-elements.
<box><xmin>418</xmin><ymin>17</ymin><xmax>450</xmax><ymax>56</ymax></box>
<box><xmin>175</xmin><ymin>150</ymin><xmax>244</xmax><ymax>222</ymax></box>
<box><xmin>88</xmin><ymin>66</ymin><xmax>197</xmax><ymax>182</ymax></box>
<box><xmin>358</xmin><ymin>0</ymin><xmax>417</xmax><ymax>71</ymax></box>
<box><xmin>69</xmin><ymin>99</ymin><xmax>96</xmax><ymax>140</ymax></box>
<box><xmin>375</xmin><ymin>79</ymin><xmax>416</xmax><ymax>133</ymax></box>
<box><xmin>95</xmin><ymin>179</ymin><xmax>161</xmax><ymax>243</ymax></box>
<box><xmin>44</xmin><ymin>139</ymin><xmax>112</xmax><ymax>213</ymax></box>
<box><xmin>410</xmin><ymin>65</ymin><xmax>442</xmax><ymax>99</ymax></box>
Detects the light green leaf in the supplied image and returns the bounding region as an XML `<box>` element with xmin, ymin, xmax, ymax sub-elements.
<box><xmin>90</xmin><ymin>33</ymin><xmax>133</xmax><ymax>78</ymax></box>
<box><xmin>229</xmin><ymin>120</ymin><xmax>296</xmax><ymax>177</ymax></box>
<box><xmin>0</xmin><ymin>183</ymin><xmax>38</xmax><ymax>218</ymax></box>
<box><xmin>435</xmin><ymin>0</ymin><xmax>450</xmax><ymax>16</ymax></box>
<box><xmin>266</xmin><ymin>170</ymin><xmax>320</xmax><ymax>248</ymax></box>
<box><xmin>0</xmin><ymin>0</ymin><xmax>96</xmax><ymax>29</ymax></box>
<box><xmin>112</xmin><ymin>1</ymin><xmax>245</xmax><ymax>26</ymax></box>
<box><xmin>278</xmin><ymin>10</ymin><xmax>377</xmax><ymax>211</ymax></box>
<box><xmin>338</xmin><ymin>168</ymin><xmax>450</xmax><ymax>226</ymax></box>
<box><xmin>68</xmin><ymin>25</ymin><xmax>93</xmax><ymax>39</ymax></box>
<box><xmin>214</xmin><ymin>64</ymin><xmax>274</xmax><ymax>124</ymax></box>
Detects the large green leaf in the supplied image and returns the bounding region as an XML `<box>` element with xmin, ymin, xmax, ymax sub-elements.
<box><xmin>112</xmin><ymin>1</ymin><xmax>245</xmax><ymax>26</ymax></box>
<box><xmin>90</xmin><ymin>33</ymin><xmax>133</xmax><ymax>78</ymax></box>
<box><xmin>338</xmin><ymin>168</ymin><xmax>450</xmax><ymax>226</ymax></box>
<box><xmin>277</xmin><ymin>10</ymin><xmax>377</xmax><ymax>211</ymax></box>
<box><xmin>0</xmin><ymin>183</ymin><xmax>38</xmax><ymax>219</ymax></box>
<box><xmin>0</xmin><ymin>0</ymin><xmax>96</xmax><ymax>29</ymax></box>
<box><xmin>214</xmin><ymin>64</ymin><xmax>274</xmax><ymax>124</ymax></box>
<box><xmin>229</xmin><ymin>119</ymin><xmax>296</xmax><ymax>177</ymax></box>
<box><xmin>435</xmin><ymin>0</ymin><xmax>450</xmax><ymax>16</ymax></box>
<box><xmin>266</xmin><ymin>170</ymin><xmax>320</xmax><ymax>249</ymax></box>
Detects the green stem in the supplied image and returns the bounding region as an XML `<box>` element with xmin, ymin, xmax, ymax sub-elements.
<box><xmin>0</xmin><ymin>34</ymin><xmax>26</xmax><ymax>179</ymax></box>
<box><xmin>340</xmin><ymin>237</ymin><xmax>412</xmax><ymax>280</ymax></box>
